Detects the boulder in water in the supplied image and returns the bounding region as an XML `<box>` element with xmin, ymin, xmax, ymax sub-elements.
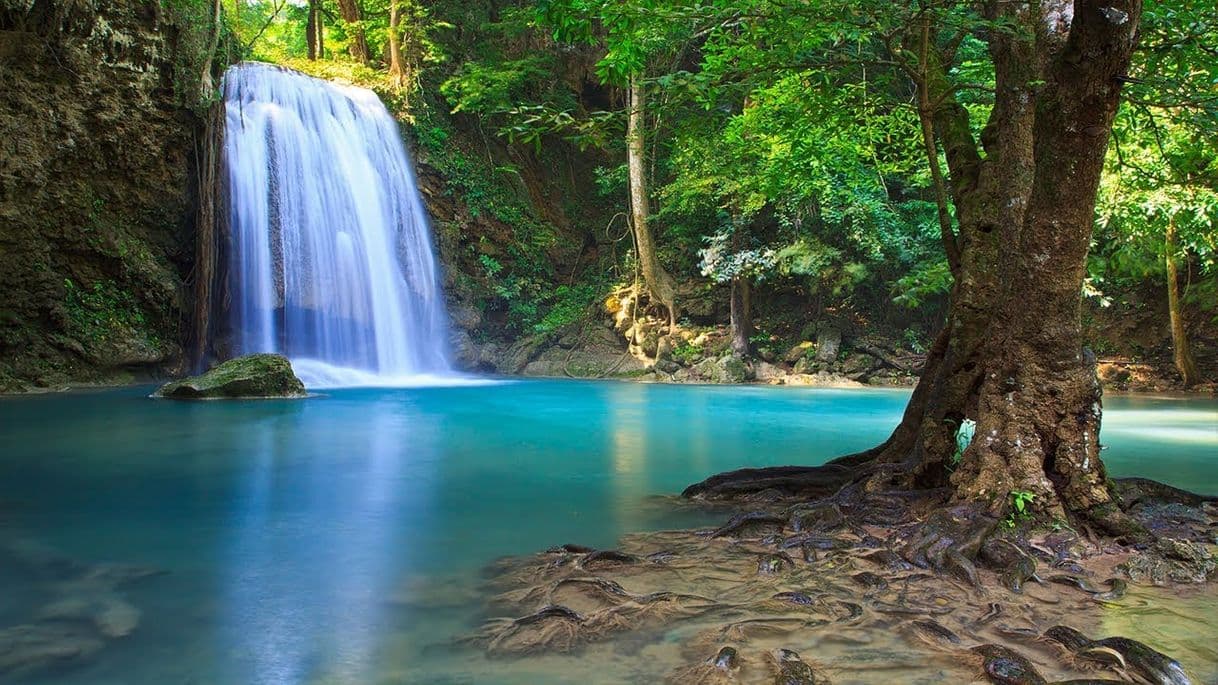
<box><xmin>154</xmin><ymin>354</ymin><xmax>306</xmax><ymax>399</ymax></box>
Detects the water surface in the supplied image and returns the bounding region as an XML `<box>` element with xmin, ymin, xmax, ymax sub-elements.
<box><xmin>1</xmin><ymin>382</ymin><xmax>1214</xmax><ymax>683</ymax></box>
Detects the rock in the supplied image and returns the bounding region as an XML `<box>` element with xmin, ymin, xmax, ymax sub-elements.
<box><xmin>656</xmin><ymin>335</ymin><xmax>674</xmax><ymax>361</ymax></box>
<box><xmin>0</xmin><ymin>624</ymin><xmax>104</xmax><ymax>680</ymax></box>
<box><xmin>154</xmin><ymin>354</ymin><xmax>306</xmax><ymax>399</ymax></box>
<box><xmin>1119</xmin><ymin>539</ymin><xmax>1215</xmax><ymax>584</ymax></box>
<box><xmin>839</xmin><ymin>352</ymin><xmax>874</xmax><ymax>375</ymax></box>
<box><xmin>722</xmin><ymin>355</ymin><xmax>749</xmax><ymax>383</ymax></box>
<box><xmin>1156</xmin><ymin>537</ymin><xmax>1212</xmax><ymax>564</ymax></box>
<box><xmin>783</xmin><ymin>341</ymin><xmax>814</xmax><ymax>364</ymax></box>
<box><xmin>655</xmin><ymin>359</ymin><xmax>681</xmax><ymax>374</ymax></box>
<box><xmin>798</xmin><ymin>322</ymin><xmax>820</xmax><ymax>342</ymax></box>
<box><xmin>37</xmin><ymin>593</ymin><xmax>141</xmax><ymax>638</ymax></box>
<box><xmin>637</xmin><ymin>329</ymin><xmax>660</xmax><ymax>358</ymax></box>
<box><xmin>690</xmin><ymin>355</ymin><xmax>749</xmax><ymax>384</ymax></box>
<box><xmin>500</xmin><ymin>333</ymin><xmax>551</xmax><ymax>373</ymax></box>
<box><xmin>786</xmin><ymin>373</ymin><xmax>864</xmax><ymax>387</ymax></box>
<box><xmin>758</xmin><ymin>346</ymin><xmax>777</xmax><ymax>362</ymax></box>
<box><xmin>815</xmin><ymin>326</ymin><xmax>842</xmax><ymax>363</ymax></box>
<box><xmin>754</xmin><ymin>361</ymin><xmax>786</xmax><ymax>383</ymax></box>
<box><xmin>449</xmin><ymin>329</ymin><xmax>480</xmax><ymax>369</ymax></box>
<box><xmin>0</xmin><ymin>2</ymin><xmax>216</xmax><ymax>389</ymax></box>
<box><xmin>520</xmin><ymin>346</ymin><xmax>647</xmax><ymax>379</ymax></box>
<box><xmin>793</xmin><ymin>357</ymin><xmax>818</xmax><ymax>375</ymax></box>
<box><xmin>448</xmin><ymin>303</ymin><xmax>483</xmax><ymax>331</ymax></box>
<box><xmin>770</xmin><ymin>649</ymin><xmax>819</xmax><ymax>684</ymax></box>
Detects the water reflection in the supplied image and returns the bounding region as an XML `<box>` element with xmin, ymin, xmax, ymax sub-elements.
<box><xmin>219</xmin><ymin>397</ymin><xmax>443</xmax><ymax>684</ymax></box>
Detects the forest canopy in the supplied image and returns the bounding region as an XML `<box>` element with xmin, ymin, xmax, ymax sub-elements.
<box><xmin>221</xmin><ymin>0</ymin><xmax>1215</xmax><ymax>386</ymax></box>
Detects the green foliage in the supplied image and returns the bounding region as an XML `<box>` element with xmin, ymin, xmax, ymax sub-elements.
<box><xmin>225</xmin><ymin>0</ymin><xmax>1217</xmax><ymax>347</ymax></box>
<box><xmin>1003</xmin><ymin>490</ymin><xmax>1037</xmax><ymax>528</ymax></box>
<box><xmin>441</xmin><ymin>57</ymin><xmax>557</xmax><ymax>116</ymax></box>
<box><xmin>161</xmin><ymin>0</ymin><xmax>239</xmax><ymax>111</ymax></box>
<box><xmin>63</xmin><ymin>279</ymin><xmax>154</xmax><ymax>347</ymax></box>
<box><xmin>534</xmin><ymin>283</ymin><xmax>602</xmax><ymax>333</ymax></box>
<box><xmin>671</xmin><ymin>340</ymin><xmax>704</xmax><ymax>365</ymax></box>
<box><xmin>893</xmin><ymin>259</ymin><xmax>953</xmax><ymax>309</ymax></box>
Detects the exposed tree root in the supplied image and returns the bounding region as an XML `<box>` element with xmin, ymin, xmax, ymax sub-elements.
<box><xmin>467</xmin><ymin>472</ymin><xmax>1213</xmax><ymax>682</ymax></box>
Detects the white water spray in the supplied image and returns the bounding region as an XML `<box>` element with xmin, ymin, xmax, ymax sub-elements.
<box><xmin>223</xmin><ymin>62</ymin><xmax>452</xmax><ymax>387</ymax></box>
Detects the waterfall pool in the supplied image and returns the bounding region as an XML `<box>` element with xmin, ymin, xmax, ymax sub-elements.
<box><xmin>1</xmin><ymin>381</ymin><xmax>1215</xmax><ymax>683</ymax></box>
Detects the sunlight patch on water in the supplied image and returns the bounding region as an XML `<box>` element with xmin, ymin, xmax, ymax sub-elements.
<box><xmin>1103</xmin><ymin>408</ymin><xmax>1218</xmax><ymax>445</ymax></box>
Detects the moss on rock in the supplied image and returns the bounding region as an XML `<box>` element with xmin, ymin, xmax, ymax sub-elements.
<box><xmin>155</xmin><ymin>354</ymin><xmax>306</xmax><ymax>399</ymax></box>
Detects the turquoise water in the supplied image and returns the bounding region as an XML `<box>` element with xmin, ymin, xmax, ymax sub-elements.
<box><xmin>0</xmin><ymin>381</ymin><xmax>1214</xmax><ymax>684</ymax></box>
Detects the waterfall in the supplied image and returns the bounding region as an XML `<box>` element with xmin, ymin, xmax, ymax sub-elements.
<box><xmin>223</xmin><ymin>62</ymin><xmax>452</xmax><ymax>387</ymax></box>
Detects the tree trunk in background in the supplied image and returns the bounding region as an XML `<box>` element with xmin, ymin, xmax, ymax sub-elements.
<box><xmin>852</xmin><ymin>1</ymin><xmax>1143</xmax><ymax>527</ymax></box>
<box><xmin>306</xmin><ymin>0</ymin><xmax>322</xmax><ymax>60</ymax></box>
<box><xmin>626</xmin><ymin>75</ymin><xmax>678</xmax><ymax>328</ymax></box>
<box><xmin>198</xmin><ymin>0</ymin><xmax>223</xmax><ymax>97</ymax></box>
<box><xmin>1165</xmin><ymin>218</ymin><xmax>1200</xmax><ymax>387</ymax></box>
<box><xmin>387</xmin><ymin>0</ymin><xmax>408</xmax><ymax>90</ymax></box>
<box><xmin>336</xmin><ymin>0</ymin><xmax>369</xmax><ymax>64</ymax></box>
<box><xmin>730</xmin><ymin>276</ymin><xmax>751</xmax><ymax>356</ymax></box>
<box><xmin>191</xmin><ymin>102</ymin><xmax>225</xmax><ymax>371</ymax></box>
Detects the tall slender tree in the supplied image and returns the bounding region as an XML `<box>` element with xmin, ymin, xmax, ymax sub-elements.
<box><xmin>627</xmin><ymin>75</ymin><xmax>679</xmax><ymax>327</ymax></box>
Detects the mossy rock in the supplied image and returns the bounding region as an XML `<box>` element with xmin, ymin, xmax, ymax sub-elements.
<box><xmin>154</xmin><ymin>354</ymin><xmax>306</xmax><ymax>400</ymax></box>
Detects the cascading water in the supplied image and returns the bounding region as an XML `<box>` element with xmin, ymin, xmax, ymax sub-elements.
<box><xmin>223</xmin><ymin>62</ymin><xmax>452</xmax><ymax>387</ymax></box>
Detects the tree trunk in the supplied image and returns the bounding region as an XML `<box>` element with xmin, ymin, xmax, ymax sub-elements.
<box><xmin>191</xmin><ymin>101</ymin><xmax>225</xmax><ymax>371</ymax></box>
<box><xmin>306</xmin><ymin>0</ymin><xmax>322</xmax><ymax>60</ymax></box>
<box><xmin>335</xmin><ymin>0</ymin><xmax>369</xmax><ymax>64</ymax></box>
<box><xmin>1165</xmin><ymin>217</ymin><xmax>1200</xmax><ymax>387</ymax></box>
<box><xmin>857</xmin><ymin>1</ymin><xmax>1143</xmax><ymax>526</ymax></box>
<box><xmin>626</xmin><ymin>75</ymin><xmax>678</xmax><ymax>328</ymax></box>
<box><xmin>730</xmin><ymin>276</ymin><xmax>751</xmax><ymax>356</ymax></box>
<box><xmin>387</xmin><ymin>0</ymin><xmax>408</xmax><ymax>90</ymax></box>
<box><xmin>198</xmin><ymin>0</ymin><xmax>223</xmax><ymax>98</ymax></box>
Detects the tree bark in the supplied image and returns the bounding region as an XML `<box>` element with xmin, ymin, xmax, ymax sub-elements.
<box><xmin>855</xmin><ymin>1</ymin><xmax>1144</xmax><ymax>525</ymax></box>
<box><xmin>306</xmin><ymin>0</ymin><xmax>323</xmax><ymax>60</ymax></box>
<box><xmin>387</xmin><ymin>0</ymin><xmax>408</xmax><ymax>90</ymax></box>
<box><xmin>335</xmin><ymin>0</ymin><xmax>369</xmax><ymax>64</ymax></box>
<box><xmin>1165</xmin><ymin>217</ymin><xmax>1200</xmax><ymax>386</ymax></box>
<box><xmin>197</xmin><ymin>0</ymin><xmax>223</xmax><ymax>100</ymax></box>
<box><xmin>627</xmin><ymin>75</ymin><xmax>678</xmax><ymax>328</ymax></box>
<box><xmin>729</xmin><ymin>275</ymin><xmax>751</xmax><ymax>356</ymax></box>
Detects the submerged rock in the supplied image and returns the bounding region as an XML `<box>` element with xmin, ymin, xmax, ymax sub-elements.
<box><xmin>154</xmin><ymin>354</ymin><xmax>307</xmax><ymax>399</ymax></box>
<box><xmin>1118</xmin><ymin>538</ymin><xmax>1215</xmax><ymax>584</ymax></box>
<box><xmin>770</xmin><ymin>648</ymin><xmax>820</xmax><ymax>685</ymax></box>
<box><xmin>0</xmin><ymin>624</ymin><xmax>105</xmax><ymax>680</ymax></box>
<box><xmin>972</xmin><ymin>644</ymin><xmax>1047</xmax><ymax>685</ymax></box>
<box><xmin>37</xmin><ymin>593</ymin><xmax>140</xmax><ymax>638</ymax></box>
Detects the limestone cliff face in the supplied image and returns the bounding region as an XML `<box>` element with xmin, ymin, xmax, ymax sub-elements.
<box><xmin>0</xmin><ymin>1</ymin><xmax>217</xmax><ymax>390</ymax></box>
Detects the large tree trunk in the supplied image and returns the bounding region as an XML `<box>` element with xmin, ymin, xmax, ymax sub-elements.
<box><xmin>1165</xmin><ymin>218</ymin><xmax>1200</xmax><ymax>387</ymax></box>
<box><xmin>335</xmin><ymin>0</ymin><xmax>369</xmax><ymax>64</ymax></box>
<box><xmin>627</xmin><ymin>75</ymin><xmax>678</xmax><ymax>328</ymax></box>
<box><xmin>860</xmin><ymin>1</ymin><xmax>1143</xmax><ymax>526</ymax></box>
